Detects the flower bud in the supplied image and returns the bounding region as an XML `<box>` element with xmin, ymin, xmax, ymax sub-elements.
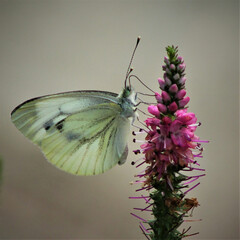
<box><xmin>158</xmin><ymin>78</ymin><xmax>165</xmax><ymax>90</ymax></box>
<box><xmin>155</xmin><ymin>92</ymin><xmax>163</xmax><ymax>103</ymax></box>
<box><xmin>162</xmin><ymin>65</ymin><xmax>166</xmax><ymax>71</ymax></box>
<box><xmin>162</xmin><ymin>91</ymin><xmax>171</xmax><ymax>102</ymax></box>
<box><xmin>145</xmin><ymin>118</ymin><xmax>160</xmax><ymax>126</ymax></box>
<box><xmin>164</xmin><ymin>56</ymin><xmax>170</xmax><ymax>65</ymax></box>
<box><xmin>157</xmin><ymin>103</ymin><xmax>167</xmax><ymax>113</ymax></box>
<box><xmin>162</xmin><ymin>116</ymin><xmax>172</xmax><ymax>124</ymax></box>
<box><xmin>176</xmin><ymin>89</ymin><xmax>186</xmax><ymax>99</ymax></box>
<box><xmin>179</xmin><ymin>96</ymin><xmax>190</xmax><ymax>108</ymax></box>
<box><xmin>166</xmin><ymin>68</ymin><xmax>172</xmax><ymax>75</ymax></box>
<box><xmin>164</xmin><ymin>75</ymin><xmax>172</xmax><ymax>86</ymax></box>
<box><xmin>178</xmin><ymin>63</ymin><xmax>186</xmax><ymax>72</ymax></box>
<box><xmin>168</xmin><ymin>102</ymin><xmax>178</xmax><ymax>112</ymax></box>
<box><xmin>177</xmin><ymin>56</ymin><xmax>184</xmax><ymax>63</ymax></box>
<box><xmin>173</xmin><ymin>73</ymin><xmax>180</xmax><ymax>81</ymax></box>
<box><xmin>179</xmin><ymin>77</ymin><xmax>187</xmax><ymax>85</ymax></box>
<box><xmin>170</xmin><ymin>64</ymin><xmax>176</xmax><ymax>71</ymax></box>
<box><xmin>148</xmin><ymin>105</ymin><xmax>160</xmax><ymax>117</ymax></box>
<box><xmin>169</xmin><ymin>84</ymin><xmax>178</xmax><ymax>93</ymax></box>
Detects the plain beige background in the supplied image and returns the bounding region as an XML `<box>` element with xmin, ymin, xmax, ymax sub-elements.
<box><xmin>0</xmin><ymin>0</ymin><xmax>239</xmax><ymax>239</ymax></box>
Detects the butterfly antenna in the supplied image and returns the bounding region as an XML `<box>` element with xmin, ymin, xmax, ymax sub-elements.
<box><xmin>129</xmin><ymin>74</ymin><xmax>155</xmax><ymax>93</ymax></box>
<box><xmin>136</xmin><ymin>97</ymin><xmax>156</xmax><ymax>106</ymax></box>
<box><xmin>137</xmin><ymin>92</ymin><xmax>155</xmax><ymax>96</ymax></box>
<box><xmin>124</xmin><ymin>36</ymin><xmax>141</xmax><ymax>89</ymax></box>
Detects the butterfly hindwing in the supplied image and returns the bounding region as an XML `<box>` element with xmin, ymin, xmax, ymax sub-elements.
<box><xmin>41</xmin><ymin>103</ymin><xmax>130</xmax><ymax>175</ymax></box>
<box><xmin>11</xmin><ymin>91</ymin><xmax>130</xmax><ymax>175</ymax></box>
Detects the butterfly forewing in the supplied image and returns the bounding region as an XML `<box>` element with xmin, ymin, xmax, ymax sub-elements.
<box><xmin>11</xmin><ymin>91</ymin><xmax>131</xmax><ymax>175</ymax></box>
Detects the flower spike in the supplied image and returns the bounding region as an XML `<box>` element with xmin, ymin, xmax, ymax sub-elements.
<box><xmin>130</xmin><ymin>45</ymin><xmax>208</xmax><ymax>239</ymax></box>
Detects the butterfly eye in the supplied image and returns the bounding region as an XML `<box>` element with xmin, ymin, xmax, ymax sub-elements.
<box><xmin>122</xmin><ymin>86</ymin><xmax>132</xmax><ymax>98</ymax></box>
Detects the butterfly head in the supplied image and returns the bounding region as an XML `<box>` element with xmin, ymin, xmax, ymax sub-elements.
<box><xmin>122</xmin><ymin>85</ymin><xmax>132</xmax><ymax>98</ymax></box>
<box><xmin>121</xmin><ymin>85</ymin><xmax>137</xmax><ymax>103</ymax></box>
<box><xmin>118</xmin><ymin>86</ymin><xmax>137</xmax><ymax>119</ymax></box>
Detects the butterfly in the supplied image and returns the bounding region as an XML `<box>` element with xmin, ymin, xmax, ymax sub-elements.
<box><xmin>11</xmin><ymin>38</ymin><xmax>141</xmax><ymax>176</ymax></box>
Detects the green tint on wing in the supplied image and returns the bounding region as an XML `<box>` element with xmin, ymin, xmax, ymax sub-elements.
<box><xmin>41</xmin><ymin>103</ymin><xmax>130</xmax><ymax>175</ymax></box>
<box><xmin>11</xmin><ymin>91</ymin><xmax>132</xmax><ymax>175</ymax></box>
<box><xmin>11</xmin><ymin>91</ymin><xmax>119</xmax><ymax>145</ymax></box>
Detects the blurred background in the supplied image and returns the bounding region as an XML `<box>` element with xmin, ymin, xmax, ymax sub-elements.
<box><xmin>0</xmin><ymin>0</ymin><xmax>239</xmax><ymax>239</ymax></box>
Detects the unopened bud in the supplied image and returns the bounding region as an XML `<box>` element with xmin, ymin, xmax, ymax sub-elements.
<box><xmin>164</xmin><ymin>56</ymin><xmax>170</xmax><ymax>65</ymax></box>
<box><xmin>166</xmin><ymin>68</ymin><xmax>172</xmax><ymax>75</ymax></box>
<box><xmin>176</xmin><ymin>89</ymin><xmax>186</xmax><ymax>99</ymax></box>
<box><xmin>148</xmin><ymin>105</ymin><xmax>160</xmax><ymax>117</ymax></box>
<box><xmin>168</xmin><ymin>102</ymin><xmax>178</xmax><ymax>112</ymax></box>
<box><xmin>179</xmin><ymin>77</ymin><xmax>187</xmax><ymax>85</ymax></box>
<box><xmin>162</xmin><ymin>116</ymin><xmax>172</xmax><ymax>124</ymax></box>
<box><xmin>179</xmin><ymin>96</ymin><xmax>190</xmax><ymax>108</ymax></box>
<box><xmin>170</xmin><ymin>64</ymin><xmax>176</xmax><ymax>71</ymax></box>
<box><xmin>157</xmin><ymin>103</ymin><xmax>167</xmax><ymax>113</ymax></box>
<box><xmin>169</xmin><ymin>84</ymin><xmax>178</xmax><ymax>93</ymax></box>
<box><xmin>158</xmin><ymin>78</ymin><xmax>165</xmax><ymax>90</ymax></box>
<box><xmin>155</xmin><ymin>92</ymin><xmax>163</xmax><ymax>103</ymax></box>
<box><xmin>164</xmin><ymin>76</ymin><xmax>172</xmax><ymax>86</ymax></box>
<box><xmin>173</xmin><ymin>73</ymin><xmax>180</xmax><ymax>81</ymax></box>
<box><xmin>162</xmin><ymin>91</ymin><xmax>171</xmax><ymax>102</ymax></box>
<box><xmin>177</xmin><ymin>56</ymin><xmax>184</xmax><ymax>63</ymax></box>
<box><xmin>178</xmin><ymin>63</ymin><xmax>186</xmax><ymax>72</ymax></box>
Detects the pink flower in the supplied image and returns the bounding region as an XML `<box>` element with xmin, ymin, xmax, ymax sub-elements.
<box><xmin>176</xmin><ymin>110</ymin><xmax>197</xmax><ymax>125</ymax></box>
<box><xmin>145</xmin><ymin>118</ymin><xmax>160</xmax><ymax>130</ymax></box>
<box><xmin>130</xmin><ymin>46</ymin><xmax>208</xmax><ymax>239</ymax></box>
<box><xmin>148</xmin><ymin>105</ymin><xmax>160</xmax><ymax>117</ymax></box>
<box><xmin>170</xmin><ymin>120</ymin><xmax>190</xmax><ymax>147</ymax></box>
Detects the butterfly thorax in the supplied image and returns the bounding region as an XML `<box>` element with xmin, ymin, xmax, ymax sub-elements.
<box><xmin>117</xmin><ymin>86</ymin><xmax>137</xmax><ymax>119</ymax></box>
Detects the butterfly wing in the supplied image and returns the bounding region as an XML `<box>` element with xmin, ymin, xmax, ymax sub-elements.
<box><xmin>11</xmin><ymin>91</ymin><xmax>130</xmax><ymax>175</ymax></box>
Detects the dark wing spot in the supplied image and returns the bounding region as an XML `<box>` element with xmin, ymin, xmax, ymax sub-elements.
<box><xmin>56</xmin><ymin>119</ymin><xmax>64</xmax><ymax>132</ymax></box>
<box><xmin>66</xmin><ymin>132</ymin><xmax>80</xmax><ymax>141</ymax></box>
<box><xmin>44</xmin><ymin>120</ymin><xmax>53</xmax><ymax>131</ymax></box>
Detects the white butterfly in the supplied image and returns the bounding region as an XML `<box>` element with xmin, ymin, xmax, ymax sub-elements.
<box><xmin>11</xmin><ymin>88</ymin><xmax>137</xmax><ymax>175</ymax></box>
<box><xmin>11</xmin><ymin>38</ymin><xmax>141</xmax><ymax>176</ymax></box>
